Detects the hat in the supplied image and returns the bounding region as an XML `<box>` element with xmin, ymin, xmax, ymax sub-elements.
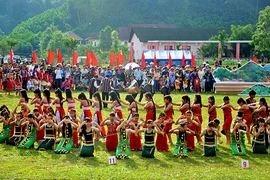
<box><xmin>237</xmin><ymin>111</ymin><xmax>244</xmax><ymax>117</ymax></box>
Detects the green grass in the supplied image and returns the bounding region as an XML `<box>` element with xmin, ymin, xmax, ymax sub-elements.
<box><xmin>0</xmin><ymin>91</ymin><xmax>270</xmax><ymax>179</ymax></box>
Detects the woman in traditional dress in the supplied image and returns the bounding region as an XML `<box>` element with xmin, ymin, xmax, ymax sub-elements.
<box><xmin>252</xmin><ymin>118</ymin><xmax>267</xmax><ymax>154</ymax></box>
<box><xmin>169</xmin><ymin>122</ymin><xmax>195</xmax><ymax>158</ymax></box>
<box><xmin>220</xmin><ymin>96</ymin><xmax>235</xmax><ymax>144</ymax></box>
<box><xmin>31</xmin><ymin>89</ymin><xmax>42</xmax><ymax>114</ymax></box>
<box><xmin>90</xmin><ymin>92</ymin><xmax>106</xmax><ymax>137</ymax></box>
<box><xmin>69</xmin><ymin>109</ymin><xmax>81</xmax><ymax>147</ymax></box>
<box><xmin>253</xmin><ymin>98</ymin><xmax>268</xmax><ymax>118</ymax></box>
<box><xmin>40</xmin><ymin>89</ymin><xmax>52</xmax><ymax>115</ymax></box>
<box><xmin>235</xmin><ymin>98</ymin><xmax>252</xmax><ymax>144</ymax></box>
<box><xmin>33</xmin><ymin>108</ymin><xmax>44</xmax><ymax>142</ymax></box>
<box><xmin>102</xmin><ymin>91</ymin><xmax>123</xmax><ymax>119</ymax></box>
<box><xmin>52</xmin><ymin>89</ymin><xmax>65</xmax><ymax>124</ymax></box>
<box><xmin>76</xmin><ymin>92</ymin><xmax>92</xmax><ymax>121</ymax></box>
<box><xmin>173</xmin><ymin>95</ymin><xmax>190</xmax><ymax>118</ymax></box>
<box><xmin>128</xmin><ymin>113</ymin><xmax>142</xmax><ymax>151</ymax></box>
<box><xmin>136</xmin><ymin>92</ymin><xmax>156</xmax><ymax>127</ymax></box>
<box><xmin>231</xmin><ymin>112</ymin><xmax>248</xmax><ymax>156</ymax></box>
<box><xmin>100</xmin><ymin>113</ymin><xmax>119</xmax><ymax>151</ymax></box>
<box><xmin>155</xmin><ymin>95</ymin><xmax>174</xmax><ymax>144</ymax></box>
<box><xmin>120</xmin><ymin>95</ymin><xmax>138</xmax><ymax>121</ymax></box>
<box><xmin>37</xmin><ymin>113</ymin><xmax>58</xmax><ymax>150</ymax></box>
<box><xmin>6</xmin><ymin>69</ymin><xmax>14</xmax><ymax>95</ymax></box>
<box><xmin>138</xmin><ymin>120</ymin><xmax>161</xmax><ymax>158</ymax></box>
<box><xmin>0</xmin><ymin>110</ymin><xmax>12</xmax><ymax>143</ymax></box>
<box><xmin>18</xmin><ymin>113</ymin><xmax>39</xmax><ymax>149</ymax></box>
<box><xmin>116</xmin><ymin>120</ymin><xmax>137</xmax><ymax>159</ymax></box>
<box><xmin>18</xmin><ymin>89</ymin><xmax>30</xmax><ymax>105</ymax></box>
<box><xmin>201</xmin><ymin>122</ymin><xmax>220</xmax><ymax>156</ymax></box>
<box><xmin>14</xmin><ymin>73</ymin><xmax>22</xmax><ymax>96</ymax></box>
<box><xmin>6</xmin><ymin>111</ymin><xmax>25</xmax><ymax>146</ymax></box>
<box><xmin>203</xmin><ymin>96</ymin><xmax>218</xmax><ymax>122</ymax></box>
<box><xmin>176</xmin><ymin>111</ymin><xmax>200</xmax><ymax>151</ymax></box>
<box><xmin>61</xmin><ymin>89</ymin><xmax>76</xmax><ymax>115</ymax></box>
<box><xmin>155</xmin><ymin>113</ymin><xmax>169</xmax><ymax>152</ymax></box>
<box><xmin>191</xmin><ymin>94</ymin><xmax>203</xmax><ymax>144</ymax></box>
<box><xmin>78</xmin><ymin>118</ymin><xmax>101</xmax><ymax>157</ymax></box>
<box><xmin>55</xmin><ymin>116</ymin><xmax>78</xmax><ymax>154</ymax></box>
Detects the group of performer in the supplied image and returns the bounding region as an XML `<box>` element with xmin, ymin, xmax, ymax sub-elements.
<box><xmin>0</xmin><ymin>89</ymin><xmax>270</xmax><ymax>159</ymax></box>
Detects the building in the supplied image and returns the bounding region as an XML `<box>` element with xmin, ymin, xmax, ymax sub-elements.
<box><xmin>67</xmin><ymin>31</ymin><xmax>83</xmax><ymax>44</ymax></box>
<box><xmin>85</xmin><ymin>33</ymin><xmax>99</xmax><ymax>47</ymax></box>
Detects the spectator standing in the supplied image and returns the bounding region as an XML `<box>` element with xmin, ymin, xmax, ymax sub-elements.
<box><xmin>55</xmin><ymin>65</ymin><xmax>63</xmax><ymax>89</ymax></box>
<box><xmin>100</xmin><ymin>75</ymin><xmax>111</xmax><ymax>108</ymax></box>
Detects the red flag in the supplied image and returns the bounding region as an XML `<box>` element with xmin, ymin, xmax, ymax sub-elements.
<box><xmin>252</xmin><ymin>57</ymin><xmax>258</xmax><ymax>63</ymax></box>
<box><xmin>181</xmin><ymin>52</ymin><xmax>186</xmax><ymax>67</ymax></box>
<box><xmin>129</xmin><ymin>43</ymin><xmax>133</xmax><ymax>63</ymax></box>
<box><xmin>86</xmin><ymin>50</ymin><xmax>91</xmax><ymax>67</ymax></box>
<box><xmin>110</xmin><ymin>52</ymin><xmax>117</xmax><ymax>67</ymax></box>
<box><xmin>91</xmin><ymin>51</ymin><xmax>98</xmax><ymax>66</ymax></box>
<box><xmin>73</xmin><ymin>51</ymin><xmax>79</xmax><ymax>66</ymax></box>
<box><xmin>57</xmin><ymin>49</ymin><xmax>62</xmax><ymax>64</ymax></box>
<box><xmin>153</xmin><ymin>52</ymin><xmax>157</xmax><ymax>67</ymax></box>
<box><xmin>117</xmin><ymin>52</ymin><xmax>125</xmax><ymax>68</ymax></box>
<box><xmin>32</xmin><ymin>51</ymin><xmax>38</xmax><ymax>64</ymax></box>
<box><xmin>9</xmin><ymin>49</ymin><xmax>14</xmax><ymax>64</ymax></box>
<box><xmin>191</xmin><ymin>52</ymin><xmax>196</xmax><ymax>67</ymax></box>
<box><xmin>47</xmin><ymin>50</ymin><xmax>55</xmax><ymax>65</ymax></box>
<box><xmin>168</xmin><ymin>53</ymin><xmax>172</xmax><ymax>68</ymax></box>
<box><xmin>141</xmin><ymin>52</ymin><xmax>146</xmax><ymax>69</ymax></box>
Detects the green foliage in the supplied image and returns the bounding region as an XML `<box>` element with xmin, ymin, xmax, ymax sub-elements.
<box><xmin>110</xmin><ymin>30</ymin><xmax>120</xmax><ymax>54</ymax></box>
<box><xmin>230</xmin><ymin>24</ymin><xmax>254</xmax><ymax>57</ymax></box>
<box><xmin>6</xmin><ymin>38</ymin><xmax>19</xmax><ymax>49</ymax></box>
<box><xmin>99</xmin><ymin>26</ymin><xmax>112</xmax><ymax>51</ymax></box>
<box><xmin>240</xmin><ymin>85</ymin><xmax>270</xmax><ymax>96</ymax></box>
<box><xmin>63</xmin><ymin>37</ymin><xmax>79</xmax><ymax>54</ymax></box>
<box><xmin>252</xmin><ymin>6</ymin><xmax>270</xmax><ymax>56</ymax></box>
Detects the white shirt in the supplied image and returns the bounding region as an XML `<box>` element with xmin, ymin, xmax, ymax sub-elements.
<box><xmin>55</xmin><ymin>69</ymin><xmax>62</xmax><ymax>79</ymax></box>
<box><xmin>28</xmin><ymin>64</ymin><xmax>35</xmax><ymax>71</ymax></box>
<box><xmin>198</xmin><ymin>70</ymin><xmax>204</xmax><ymax>80</ymax></box>
<box><xmin>81</xmin><ymin>69</ymin><xmax>88</xmax><ymax>75</ymax></box>
<box><xmin>134</xmin><ymin>69</ymin><xmax>142</xmax><ymax>80</ymax></box>
<box><xmin>142</xmin><ymin>79</ymin><xmax>154</xmax><ymax>86</ymax></box>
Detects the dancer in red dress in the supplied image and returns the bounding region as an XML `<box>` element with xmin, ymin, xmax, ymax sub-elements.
<box><xmin>128</xmin><ymin>113</ymin><xmax>142</xmax><ymax>151</ymax></box>
<box><xmin>53</xmin><ymin>89</ymin><xmax>65</xmax><ymax>124</ymax></box>
<box><xmin>155</xmin><ymin>113</ymin><xmax>169</xmax><ymax>151</ymax></box>
<box><xmin>6</xmin><ymin>70</ymin><xmax>14</xmax><ymax>95</ymax></box>
<box><xmin>102</xmin><ymin>91</ymin><xmax>123</xmax><ymax>119</ymax></box>
<box><xmin>253</xmin><ymin>98</ymin><xmax>268</xmax><ymax>118</ymax></box>
<box><xmin>137</xmin><ymin>92</ymin><xmax>156</xmax><ymax>127</ymax></box>
<box><xmin>90</xmin><ymin>92</ymin><xmax>106</xmax><ymax>137</ymax></box>
<box><xmin>101</xmin><ymin>113</ymin><xmax>119</xmax><ymax>151</ymax></box>
<box><xmin>156</xmin><ymin>95</ymin><xmax>174</xmax><ymax>144</ymax></box>
<box><xmin>203</xmin><ymin>96</ymin><xmax>218</xmax><ymax>122</ymax></box>
<box><xmin>40</xmin><ymin>89</ymin><xmax>52</xmax><ymax>115</ymax></box>
<box><xmin>76</xmin><ymin>93</ymin><xmax>92</xmax><ymax>121</ymax></box>
<box><xmin>191</xmin><ymin>94</ymin><xmax>203</xmax><ymax>144</ymax></box>
<box><xmin>173</xmin><ymin>95</ymin><xmax>190</xmax><ymax>119</ymax></box>
<box><xmin>62</xmin><ymin>89</ymin><xmax>76</xmax><ymax>114</ymax></box>
<box><xmin>14</xmin><ymin>74</ymin><xmax>22</xmax><ymax>96</ymax></box>
<box><xmin>33</xmin><ymin>108</ymin><xmax>44</xmax><ymax>142</ymax></box>
<box><xmin>120</xmin><ymin>95</ymin><xmax>138</xmax><ymax>121</ymax></box>
<box><xmin>219</xmin><ymin>96</ymin><xmax>235</xmax><ymax>144</ymax></box>
<box><xmin>69</xmin><ymin>109</ymin><xmax>81</xmax><ymax>147</ymax></box>
<box><xmin>31</xmin><ymin>89</ymin><xmax>42</xmax><ymax>114</ymax></box>
<box><xmin>176</xmin><ymin>111</ymin><xmax>200</xmax><ymax>151</ymax></box>
<box><xmin>235</xmin><ymin>98</ymin><xmax>252</xmax><ymax>144</ymax></box>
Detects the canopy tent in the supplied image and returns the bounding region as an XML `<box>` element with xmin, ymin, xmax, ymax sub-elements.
<box><xmin>143</xmin><ymin>50</ymin><xmax>191</xmax><ymax>66</ymax></box>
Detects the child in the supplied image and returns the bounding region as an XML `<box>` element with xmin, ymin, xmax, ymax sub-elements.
<box><xmin>175</xmin><ymin>76</ymin><xmax>181</xmax><ymax>92</ymax></box>
<box><xmin>201</xmin><ymin>122</ymin><xmax>220</xmax><ymax>156</ymax></box>
<box><xmin>6</xmin><ymin>111</ymin><xmax>25</xmax><ymax>146</ymax></box>
<box><xmin>128</xmin><ymin>113</ymin><xmax>142</xmax><ymax>151</ymax></box>
<box><xmin>252</xmin><ymin>118</ymin><xmax>267</xmax><ymax>154</ymax></box>
<box><xmin>169</xmin><ymin>122</ymin><xmax>194</xmax><ymax>158</ymax></box>
<box><xmin>0</xmin><ymin>110</ymin><xmax>12</xmax><ymax>143</ymax></box>
<box><xmin>193</xmin><ymin>76</ymin><xmax>200</xmax><ymax>93</ymax></box>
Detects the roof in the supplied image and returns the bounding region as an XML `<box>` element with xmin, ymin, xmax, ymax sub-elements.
<box><xmin>129</xmin><ymin>28</ymin><xmax>231</xmax><ymax>42</ymax></box>
<box><xmin>129</xmin><ymin>24</ymin><xmax>176</xmax><ymax>28</ymax></box>
<box><xmin>67</xmin><ymin>31</ymin><xmax>83</xmax><ymax>40</ymax></box>
<box><xmin>118</xmin><ymin>27</ymin><xmax>131</xmax><ymax>41</ymax></box>
<box><xmin>85</xmin><ymin>33</ymin><xmax>99</xmax><ymax>41</ymax></box>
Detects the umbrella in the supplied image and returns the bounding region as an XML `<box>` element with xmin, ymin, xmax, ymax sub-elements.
<box><xmin>125</xmin><ymin>62</ymin><xmax>140</xmax><ymax>70</ymax></box>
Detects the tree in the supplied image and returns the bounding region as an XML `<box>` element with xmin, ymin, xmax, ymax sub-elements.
<box><xmin>99</xmin><ymin>26</ymin><xmax>112</xmax><ymax>51</ymax></box>
<box><xmin>0</xmin><ymin>39</ymin><xmax>9</xmax><ymax>56</ymax></box>
<box><xmin>63</xmin><ymin>37</ymin><xmax>79</xmax><ymax>54</ymax></box>
<box><xmin>110</xmin><ymin>30</ymin><xmax>120</xmax><ymax>53</ymax></box>
<box><xmin>252</xmin><ymin>6</ymin><xmax>270</xmax><ymax>56</ymax></box>
<box><xmin>230</xmin><ymin>24</ymin><xmax>254</xmax><ymax>58</ymax></box>
<box><xmin>217</xmin><ymin>30</ymin><xmax>229</xmax><ymax>57</ymax></box>
<box><xmin>6</xmin><ymin>38</ymin><xmax>19</xmax><ymax>48</ymax></box>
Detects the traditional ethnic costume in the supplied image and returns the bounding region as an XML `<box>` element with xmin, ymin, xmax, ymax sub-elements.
<box><xmin>6</xmin><ymin>120</ymin><xmax>24</xmax><ymax>146</ymax></box>
<box><xmin>106</xmin><ymin>121</ymin><xmax>118</xmax><ymax>151</ymax></box>
<box><xmin>222</xmin><ymin>107</ymin><xmax>232</xmax><ymax>135</ymax></box>
<box><xmin>114</xmin><ymin>105</ymin><xmax>123</xmax><ymax>119</ymax></box>
<box><xmin>208</xmin><ymin>107</ymin><xmax>217</xmax><ymax>122</ymax></box>
<box><xmin>0</xmin><ymin>123</ymin><xmax>12</xmax><ymax>143</ymax></box>
<box><xmin>82</xmin><ymin>105</ymin><xmax>92</xmax><ymax>121</ymax></box>
<box><xmin>231</xmin><ymin>126</ymin><xmax>247</xmax><ymax>155</ymax></box>
<box><xmin>164</xmin><ymin>108</ymin><xmax>173</xmax><ymax>134</ymax></box>
<box><xmin>156</xmin><ymin>124</ymin><xmax>168</xmax><ymax>151</ymax></box>
<box><xmin>37</xmin><ymin>123</ymin><xmax>55</xmax><ymax>150</ymax></box>
<box><xmin>35</xmin><ymin>103</ymin><xmax>43</xmax><ymax>114</ymax></box>
<box><xmin>241</xmin><ymin>108</ymin><xmax>252</xmax><ymax>130</ymax></box>
<box><xmin>43</xmin><ymin>103</ymin><xmax>50</xmax><ymax>115</ymax></box>
<box><xmin>142</xmin><ymin>129</ymin><xmax>156</xmax><ymax>158</ymax></box>
<box><xmin>93</xmin><ymin>106</ymin><xmax>106</xmax><ymax>135</ymax></box>
<box><xmin>186</xmin><ymin>121</ymin><xmax>197</xmax><ymax>150</ymax></box>
<box><xmin>55</xmin><ymin>103</ymin><xmax>65</xmax><ymax>124</ymax></box>
<box><xmin>55</xmin><ymin>123</ymin><xmax>73</xmax><ymax>154</ymax></box>
<box><xmin>252</xmin><ymin>126</ymin><xmax>267</xmax><ymax>154</ymax></box>
<box><xmin>116</xmin><ymin>128</ymin><xmax>130</xmax><ymax>159</ymax></box>
<box><xmin>191</xmin><ymin>106</ymin><xmax>203</xmax><ymax>133</ymax></box>
<box><xmin>18</xmin><ymin>122</ymin><xmax>36</xmax><ymax>149</ymax></box>
<box><xmin>203</xmin><ymin>130</ymin><xmax>216</xmax><ymax>156</ymax></box>
<box><xmin>80</xmin><ymin>126</ymin><xmax>95</xmax><ymax>157</ymax></box>
<box><xmin>127</xmin><ymin>107</ymin><xmax>137</xmax><ymax>121</ymax></box>
<box><xmin>173</xmin><ymin>131</ymin><xmax>188</xmax><ymax>158</ymax></box>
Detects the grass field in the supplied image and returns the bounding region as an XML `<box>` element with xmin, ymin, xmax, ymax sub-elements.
<box><xmin>0</xmin><ymin>91</ymin><xmax>270</xmax><ymax>180</ymax></box>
